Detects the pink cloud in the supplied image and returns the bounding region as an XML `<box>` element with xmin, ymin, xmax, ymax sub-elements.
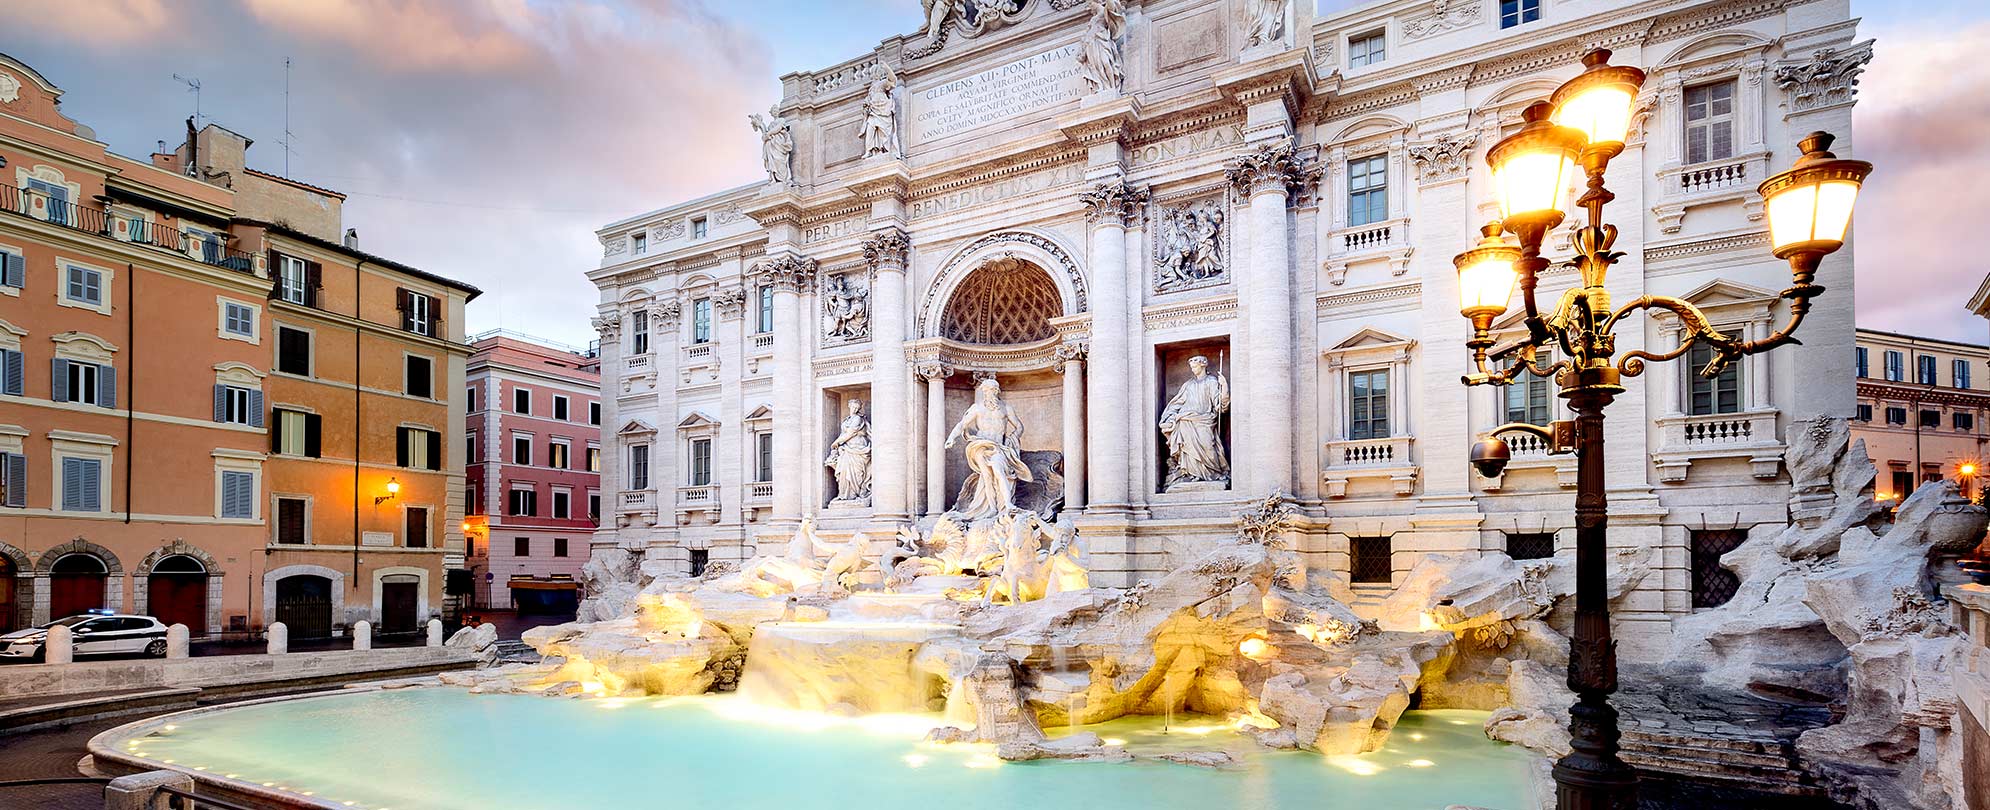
<box><xmin>1852</xmin><ymin>20</ymin><xmax>1990</xmax><ymax>343</ymax></box>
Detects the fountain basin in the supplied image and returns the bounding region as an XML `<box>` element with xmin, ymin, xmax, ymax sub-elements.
<box><xmin>92</xmin><ymin>687</ymin><xmax>1540</xmax><ymax>810</ymax></box>
<box><xmin>737</xmin><ymin>620</ymin><xmax>962</xmax><ymax>714</ymax></box>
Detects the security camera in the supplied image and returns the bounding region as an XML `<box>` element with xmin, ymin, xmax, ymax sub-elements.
<box><xmin>1469</xmin><ymin>436</ymin><xmax>1511</xmax><ymax>479</ymax></box>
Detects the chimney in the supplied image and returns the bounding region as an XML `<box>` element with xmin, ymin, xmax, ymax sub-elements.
<box><xmin>343</xmin><ymin>228</ymin><xmax>359</xmax><ymax>250</ymax></box>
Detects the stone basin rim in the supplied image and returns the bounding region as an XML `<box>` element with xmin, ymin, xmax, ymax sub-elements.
<box><xmin>88</xmin><ymin>682</ymin><xmax>420</xmax><ymax>810</ymax></box>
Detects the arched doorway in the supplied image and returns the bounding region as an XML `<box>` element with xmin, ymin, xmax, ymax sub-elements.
<box><xmin>147</xmin><ymin>555</ymin><xmax>208</xmax><ymax>636</ymax></box>
<box><xmin>379</xmin><ymin>573</ymin><xmax>420</xmax><ymax>634</ymax></box>
<box><xmin>275</xmin><ymin>575</ymin><xmax>333</xmax><ymax>640</ymax></box>
<box><xmin>49</xmin><ymin>553</ymin><xmax>108</xmax><ymax>620</ymax></box>
<box><xmin>0</xmin><ymin>556</ymin><xmax>15</xmax><ymax>633</ymax></box>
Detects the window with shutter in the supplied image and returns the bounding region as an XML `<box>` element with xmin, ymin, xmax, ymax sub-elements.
<box><xmin>1346</xmin><ymin>155</ymin><xmax>1388</xmax><ymax>227</ymax></box>
<box><xmin>276</xmin><ymin>255</ymin><xmax>310</xmax><ymax>304</ymax></box>
<box><xmin>1</xmin><ymin>452</ymin><xmax>24</xmax><ymax>507</ymax></box>
<box><xmin>220</xmin><ymin>470</ymin><xmax>255</xmax><ymax>519</ymax></box>
<box><xmin>277</xmin><ymin>327</ymin><xmax>311</xmax><ymax>376</ymax></box>
<box><xmin>406</xmin><ymin>506</ymin><xmax>429</xmax><ymax>548</ymax></box>
<box><xmin>1687</xmin><ymin>342</ymin><xmax>1742</xmax><ymax>415</ymax></box>
<box><xmin>61</xmin><ymin>457</ymin><xmax>101</xmax><ymax>512</ymax></box>
<box><xmin>514</xmin><ymin>434</ymin><xmax>531</xmax><ymax>465</ymax></box>
<box><xmin>405</xmin><ymin>356</ymin><xmax>433</xmax><ymax>399</ymax></box>
<box><xmin>425</xmin><ymin>430</ymin><xmax>441</xmax><ymax>471</ymax></box>
<box><xmin>0</xmin><ymin>349</ymin><xmax>22</xmax><ymax>396</ymax></box>
<box><xmin>554</xmin><ymin>396</ymin><xmax>569</xmax><ymax>421</ymax></box>
<box><xmin>0</xmin><ymin>249</ymin><xmax>23</xmax><ymax>289</ymax></box>
<box><xmin>589</xmin><ymin>402</ymin><xmax>601</xmax><ymax>425</ymax></box>
<box><xmin>553</xmin><ymin>490</ymin><xmax>570</xmax><ymax>519</ymax></box>
<box><xmin>690</xmin><ymin>439</ymin><xmax>713</xmax><ymax>485</ymax></box>
<box><xmin>1348</xmin><ymin>369</ymin><xmax>1390</xmax><ymax>440</ymax></box>
<box><xmin>514</xmin><ymin>388</ymin><xmax>531</xmax><ymax>414</ymax></box>
<box><xmin>276</xmin><ymin>498</ymin><xmax>308</xmax><ymax>544</ymax></box>
<box><xmin>630</xmin><ymin>445</ymin><xmax>650</xmax><ymax>490</ymax></box>
<box><xmin>549</xmin><ymin>442</ymin><xmax>569</xmax><ymax>470</ymax></box>
<box><xmin>554</xmin><ymin>537</ymin><xmax>569</xmax><ymax>557</ymax></box>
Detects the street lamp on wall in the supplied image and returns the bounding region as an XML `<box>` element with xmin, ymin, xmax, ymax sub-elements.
<box><xmin>375</xmin><ymin>477</ymin><xmax>400</xmax><ymax>507</ymax></box>
<box><xmin>1453</xmin><ymin>48</ymin><xmax>1869</xmax><ymax>810</ymax></box>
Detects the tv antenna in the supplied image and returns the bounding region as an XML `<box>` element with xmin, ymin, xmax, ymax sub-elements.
<box><xmin>276</xmin><ymin>58</ymin><xmax>297</xmax><ymax>176</ymax></box>
<box><xmin>172</xmin><ymin>74</ymin><xmax>205</xmax><ymax>126</ymax></box>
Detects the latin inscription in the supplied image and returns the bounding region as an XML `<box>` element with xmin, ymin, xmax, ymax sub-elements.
<box><xmin>1129</xmin><ymin>124</ymin><xmax>1246</xmax><ymax>168</ymax></box>
<box><xmin>909</xmin><ymin>164</ymin><xmax>1087</xmax><ymax>220</ymax></box>
<box><xmin>909</xmin><ymin>44</ymin><xmax>1087</xmax><ymax>145</ymax></box>
<box><xmin>802</xmin><ymin>217</ymin><xmax>865</xmax><ymax>245</ymax></box>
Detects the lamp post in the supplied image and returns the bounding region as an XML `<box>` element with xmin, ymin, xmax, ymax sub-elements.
<box><xmin>1454</xmin><ymin>49</ymin><xmax>1871</xmax><ymax>810</ymax></box>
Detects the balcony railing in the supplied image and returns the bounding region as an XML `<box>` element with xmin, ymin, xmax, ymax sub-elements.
<box><xmin>2</xmin><ymin>182</ymin><xmax>257</xmax><ymax>274</ymax></box>
<box><xmin>619</xmin><ymin>490</ymin><xmax>654</xmax><ymax>511</ymax></box>
<box><xmin>677</xmin><ymin>485</ymin><xmax>717</xmax><ymax>508</ymax></box>
<box><xmin>751</xmin><ymin>333</ymin><xmax>774</xmax><ymax>353</ymax></box>
<box><xmin>1653</xmin><ymin>409</ymin><xmax>1784</xmax><ymax>482</ymax></box>
<box><xmin>1677</xmin><ymin>160</ymin><xmax>1749</xmax><ymax>195</ymax></box>
<box><xmin>1331</xmin><ymin>218</ymin><xmax>1409</xmax><ymax>257</ymax></box>
<box><xmin>746</xmin><ymin>481</ymin><xmax>773</xmax><ymax>504</ymax></box>
<box><xmin>1326</xmin><ymin>435</ymin><xmax>1414</xmax><ymax>468</ymax></box>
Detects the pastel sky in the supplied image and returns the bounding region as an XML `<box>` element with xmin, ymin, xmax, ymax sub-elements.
<box><xmin>1</xmin><ymin>0</ymin><xmax>1984</xmax><ymax>347</ymax></box>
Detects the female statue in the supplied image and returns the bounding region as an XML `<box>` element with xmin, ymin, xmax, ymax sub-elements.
<box><xmin>824</xmin><ymin>400</ymin><xmax>873</xmax><ymax>503</ymax></box>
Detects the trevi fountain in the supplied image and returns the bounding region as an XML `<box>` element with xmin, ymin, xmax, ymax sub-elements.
<box><xmin>88</xmin><ymin>1</ymin><xmax>1990</xmax><ymax>809</ymax></box>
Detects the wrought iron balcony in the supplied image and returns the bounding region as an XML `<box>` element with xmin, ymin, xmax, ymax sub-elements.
<box><xmin>2</xmin><ymin>182</ymin><xmax>257</xmax><ymax>274</ymax></box>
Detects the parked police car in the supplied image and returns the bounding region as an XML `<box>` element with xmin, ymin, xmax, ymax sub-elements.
<box><xmin>0</xmin><ymin>610</ymin><xmax>170</xmax><ymax>662</ymax></box>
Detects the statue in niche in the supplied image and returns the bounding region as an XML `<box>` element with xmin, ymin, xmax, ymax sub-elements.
<box><xmin>1156</xmin><ymin>202</ymin><xmax>1227</xmax><ymax>291</ymax></box>
<box><xmin>1160</xmin><ymin>355</ymin><xmax>1232</xmax><ymax>488</ymax></box>
<box><xmin>749</xmin><ymin>105</ymin><xmax>794</xmax><ymax>185</ymax></box>
<box><xmin>944</xmin><ymin>377</ymin><xmax>1033</xmax><ymax>519</ymax></box>
<box><xmin>1245</xmin><ymin>0</ymin><xmax>1289</xmax><ymax>49</ymax></box>
<box><xmin>824</xmin><ymin>400</ymin><xmax>873</xmax><ymax>504</ymax></box>
<box><xmin>861</xmin><ymin>67</ymin><xmax>902</xmax><ymax>158</ymax></box>
<box><xmin>822</xmin><ymin>274</ymin><xmax>871</xmax><ymax>342</ymax></box>
<box><xmin>1077</xmin><ymin>0</ymin><xmax>1127</xmax><ymax>94</ymax></box>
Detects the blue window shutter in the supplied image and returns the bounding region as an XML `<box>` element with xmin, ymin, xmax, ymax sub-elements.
<box><xmin>249</xmin><ymin>390</ymin><xmax>265</xmax><ymax>427</ymax></box>
<box><xmin>3</xmin><ymin>452</ymin><xmax>23</xmax><ymax>507</ymax></box>
<box><xmin>2</xmin><ymin>349</ymin><xmax>21</xmax><ymax>396</ymax></box>
<box><xmin>1</xmin><ymin>251</ymin><xmax>21</xmax><ymax>288</ymax></box>
<box><xmin>61</xmin><ymin>458</ymin><xmax>82</xmax><ymax>510</ymax></box>
<box><xmin>83</xmin><ymin>459</ymin><xmax>101</xmax><ymax>511</ymax></box>
<box><xmin>214</xmin><ymin>385</ymin><xmax>227</xmax><ymax>422</ymax></box>
<box><xmin>99</xmin><ymin>365</ymin><xmax>116</xmax><ymax>408</ymax></box>
<box><xmin>51</xmin><ymin>358</ymin><xmax>68</xmax><ymax>401</ymax></box>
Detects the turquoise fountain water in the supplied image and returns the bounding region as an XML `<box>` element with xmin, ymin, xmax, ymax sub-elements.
<box><xmin>112</xmin><ymin>688</ymin><xmax>1537</xmax><ymax>810</ymax></box>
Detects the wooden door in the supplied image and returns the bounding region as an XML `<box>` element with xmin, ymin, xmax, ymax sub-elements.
<box><xmin>381</xmin><ymin>581</ymin><xmax>418</xmax><ymax>634</ymax></box>
<box><xmin>275</xmin><ymin>575</ymin><xmax>333</xmax><ymax>640</ymax></box>
<box><xmin>149</xmin><ymin>574</ymin><xmax>208</xmax><ymax>637</ymax></box>
<box><xmin>0</xmin><ymin>559</ymin><xmax>15</xmax><ymax>633</ymax></box>
<box><xmin>50</xmin><ymin>573</ymin><xmax>105</xmax><ymax>620</ymax></box>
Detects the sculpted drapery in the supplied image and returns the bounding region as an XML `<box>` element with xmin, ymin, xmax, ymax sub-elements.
<box><xmin>862</xmin><ymin>68</ymin><xmax>901</xmax><ymax>158</ymax></box>
<box><xmin>825</xmin><ymin>400</ymin><xmax>873</xmax><ymax>503</ymax></box>
<box><xmin>1160</xmin><ymin>356</ymin><xmax>1231</xmax><ymax>486</ymax></box>
<box><xmin>944</xmin><ymin>378</ymin><xmax>1033</xmax><ymax>519</ymax></box>
<box><xmin>1077</xmin><ymin>0</ymin><xmax>1126</xmax><ymax>94</ymax></box>
<box><xmin>750</xmin><ymin>105</ymin><xmax>794</xmax><ymax>185</ymax></box>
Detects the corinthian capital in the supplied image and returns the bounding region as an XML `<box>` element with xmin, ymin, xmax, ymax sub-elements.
<box><xmin>1226</xmin><ymin>141</ymin><xmax>1322</xmax><ymax>199</ymax></box>
<box><xmin>1078</xmin><ymin>180</ymin><xmax>1149</xmax><ymax>227</ymax></box>
<box><xmin>752</xmin><ymin>253</ymin><xmax>819</xmax><ymax>293</ymax></box>
<box><xmin>915</xmin><ymin>362</ymin><xmax>954</xmax><ymax>382</ymax></box>
<box><xmin>861</xmin><ymin>227</ymin><xmax>910</xmax><ymax>271</ymax></box>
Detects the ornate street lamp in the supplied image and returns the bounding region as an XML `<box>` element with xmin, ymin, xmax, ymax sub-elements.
<box><xmin>1454</xmin><ymin>49</ymin><xmax>1870</xmax><ymax>810</ymax></box>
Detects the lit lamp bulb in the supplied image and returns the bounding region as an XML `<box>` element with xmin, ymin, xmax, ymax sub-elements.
<box><xmin>386</xmin><ymin>478</ymin><xmax>401</xmax><ymax>496</ymax></box>
<box><xmin>1759</xmin><ymin>132</ymin><xmax>1871</xmax><ymax>287</ymax></box>
<box><xmin>1238</xmin><ymin>637</ymin><xmax>1271</xmax><ymax>659</ymax></box>
<box><xmin>1960</xmin><ymin>463</ymin><xmax>1977</xmax><ymax>477</ymax></box>
<box><xmin>1488</xmin><ymin>101</ymin><xmax>1587</xmax><ymax>237</ymax></box>
<box><xmin>1454</xmin><ymin>222</ymin><xmax>1522</xmax><ymax>341</ymax></box>
<box><xmin>1549</xmin><ymin>49</ymin><xmax>1646</xmax><ymax>159</ymax></box>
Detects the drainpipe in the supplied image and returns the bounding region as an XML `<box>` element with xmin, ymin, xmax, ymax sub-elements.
<box><xmin>354</xmin><ymin>260</ymin><xmax>366</xmax><ymax>587</ymax></box>
<box><xmin>125</xmin><ymin>263</ymin><xmax>135</xmax><ymax>524</ymax></box>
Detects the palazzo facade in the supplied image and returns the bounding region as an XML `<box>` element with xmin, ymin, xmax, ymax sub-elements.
<box><xmin>587</xmin><ymin>0</ymin><xmax>1868</xmax><ymax>658</ymax></box>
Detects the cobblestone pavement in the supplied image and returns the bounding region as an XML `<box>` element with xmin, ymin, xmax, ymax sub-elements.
<box><xmin>0</xmin><ymin>714</ymin><xmax>125</xmax><ymax>810</ymax></box>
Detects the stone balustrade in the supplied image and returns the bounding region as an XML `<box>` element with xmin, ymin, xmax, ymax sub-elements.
<box><xmin>1332</xmin><ymin>218</ymin><xmax>1409</xmax><ymax>257</ymax></box>
<box><xmin>1321</xmin><ymin>436</ymin><xmax>1419</xmax><ymax>498</ymax></box>
<box><xmin>1653</xmin><ymin>410</ymin><xmax>1785</xmax><ymax>482</ymax></box>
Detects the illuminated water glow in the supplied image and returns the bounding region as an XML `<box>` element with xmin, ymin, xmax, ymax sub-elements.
<box><xmin>108</xmin><ymin>690</ymin><xmax>1535</xmax><ymax>810</ymax></box>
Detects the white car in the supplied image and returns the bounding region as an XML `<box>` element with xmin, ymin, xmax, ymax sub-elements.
<box><xmin>0</xmin><ymin>611</ymin><xmax>170</xmax><ymax>662</ymax></box>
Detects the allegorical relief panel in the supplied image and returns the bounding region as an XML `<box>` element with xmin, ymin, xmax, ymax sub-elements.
<box><xmin>1153</xmin><ymin>198</ymin><xmax>1229</xmax><ymax>293</ymax></box>
<box><xmin>822</xmin><ymin>272</ymin><xmax>872</xmax><ymax>346</ymax></box>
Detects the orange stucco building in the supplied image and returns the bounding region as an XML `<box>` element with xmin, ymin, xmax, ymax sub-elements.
<box><xmin>0</xmin><ymin>53</ymin><xmax>478</xmax><ymax>640</ymax></box>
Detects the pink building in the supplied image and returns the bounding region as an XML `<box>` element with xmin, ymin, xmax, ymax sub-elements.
<box><xmin>463</xmin><ymin>331</ymin><xmax>601</xmax><ymax>611</ymax></box>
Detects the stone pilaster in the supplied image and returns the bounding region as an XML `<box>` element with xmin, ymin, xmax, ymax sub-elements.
<box><xmin>863</xmin><ymin>228</ymin><xmax>912</xmax><ymax>523</ymax></box>
<box><xmin>1225</xmin><ymin>142</ymin><xmax>1318</xmax><ymax>497</ymax></box>
<box><xmin>753</xmin><ymin>253</ymin><xmax>817</xmax><ymax>524</ymax></box>
<box><xmin>1077</xmin><ymin>180</ymin><xmax>1147</xmax><ymax>512</ymax></box>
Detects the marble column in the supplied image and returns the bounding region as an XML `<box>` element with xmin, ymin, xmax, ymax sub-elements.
<box><xmin>755</xmin><ymin>254</ymin><xmax>817</xmax><ymax>523</ymax></box>
<box><xmin>1057</xmin><ymin>343</ymin><xmax>1088</xmax><ymax>511</ymax></box>
<box><xmin>864</xmin><ymin>229</ymin><xmax>912</xmax><ymax>522</ymax></box>
<box><xmin>919</xmin><ymin>363</ymin><xmax>953</xmax><ymax>515</ymax></box>
<box><xmin>1078</xmin><ymin>180</ymin><xmax>1147</xmax><ymax>512</ymax></box>
<box><xmin>1226</xmin><ymin>144</ymin><xmax>1312</xmax><ymax>496</ymax></box>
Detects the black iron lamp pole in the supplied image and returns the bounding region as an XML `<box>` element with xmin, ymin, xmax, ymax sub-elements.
<box><xmin>1453</xmin><ymin>49</ymin><xmax>1873</xmax><ymax>810</ymax></box>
